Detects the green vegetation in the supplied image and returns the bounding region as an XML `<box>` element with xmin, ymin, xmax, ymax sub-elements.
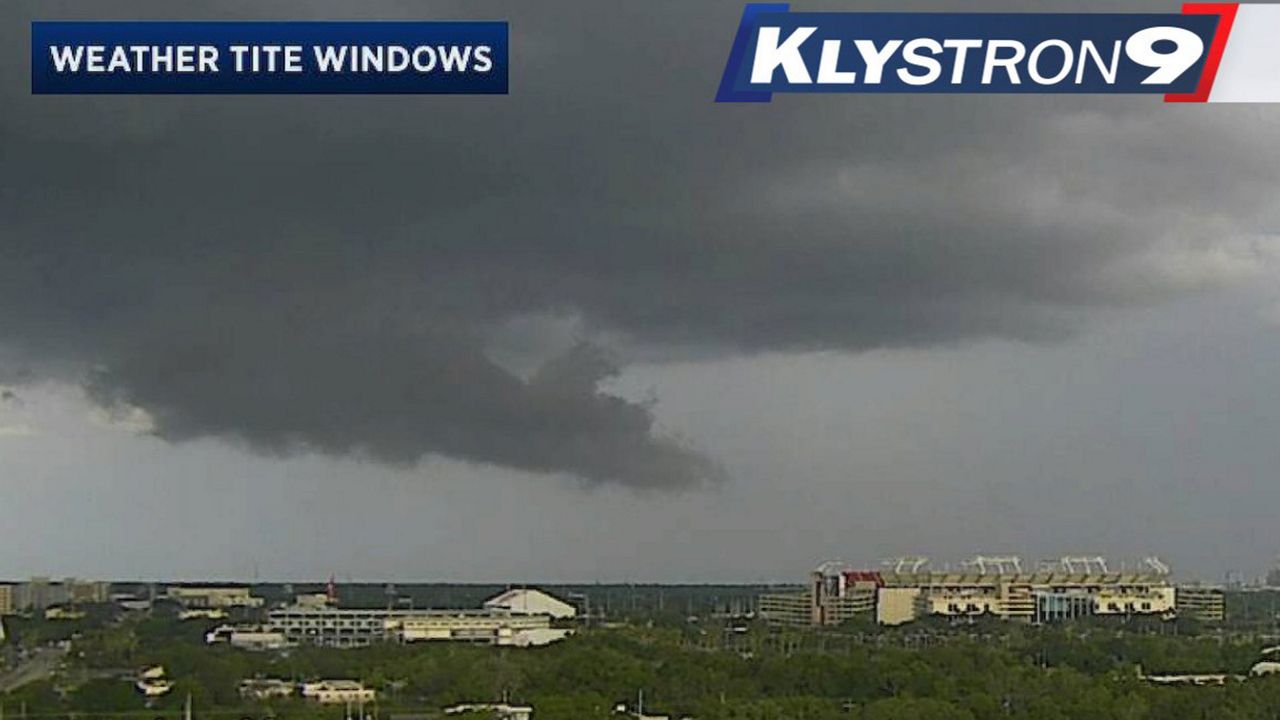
<box><xmin>7</xmin><ymin>608</ymin><xmax>1280</xmax><ymax>720</ymax></box>
<box><xmin>2</xmin><ymin>603</ymin><xmax>117</xmax><ymax>648</ymax></box>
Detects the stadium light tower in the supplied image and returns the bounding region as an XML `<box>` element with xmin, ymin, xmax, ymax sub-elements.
<box><xmin>881</xmin><ymin>556</ymin><xmax>930</xmax><ymax>574</ymax></box>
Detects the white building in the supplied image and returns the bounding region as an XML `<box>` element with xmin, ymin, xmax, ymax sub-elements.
<box><xmin>206</xmin><ymin>624</ymin><xmax>291</xmax><ymax>651</ymax></box>
<box><xmin>392</xmin><ymin>610</ymin><xmax>567</xmax><ymax>646</ymax></box>
<box><xmin>267</xmin><ymin>606</ymin><xmax>570</xmax><ymax>648</ymax></box>
<box><xmin>499</xmin><ymin>627</ymin><xmax>574</xmax><ymax>647</ymax></box>
<box><xmin>300</xmin><ymin>680</ymin><xmax>376</xmax><ymax>704</ymax></box>
<box><xmin>484</xmin><ymin>589</ymin><xmax>577</xmax><ymax>619</ymax></box>
<box><xmin>1252</xmin><ymin>661</ymin><xmax>1280</xmax><ymax>677</ymax></box>
<box><xmin>180</xmin><ymin>608</ymin><xmax>228</xmax><ymax>621</ymax></box>
<box><xmin>135</xmin><ymin>666</ymin><xmax>172</xmax><ymax>697</ymax></box>
<box><xmin>240</xmin><ymin>678</ymin><xmax>295</xmax><ymax>700</ymax></box>
<box><xmin>136</xmin><ymin>679</ymin><xmax>174</xmax><ymax>697</ymax></box>
<box><xmin>446</xmin><ymin>704</ymin><xmax>533</xmax><ymax>720</ymax></box>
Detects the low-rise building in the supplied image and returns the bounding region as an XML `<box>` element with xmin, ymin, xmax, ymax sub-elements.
<box><xmin>1251</xmin><ymin>662</ymin><xmax>1280</xmax><ymax>677</ymax></box>
<box><xmin>115</xmin><ymin>596</ymin><xmax>153</xmax><ymax>612</ymax></box>
<box><xmin>1141</xmin><ymin>672</ymin><xmax>1235</xmax><ymax>686</ymax></box>
<box><xmin>267</xmin><ymin>607</ymin><xmax>394</xmax><ymax>648</ymax></box>
<box><xmin>393</xmin><ymin>611</ymin><xmax>551</xmax><ymax>643</ymax></box>
<box><xmin>498</xmin><ymin>627</ymin><xmax>574</xmax><ymax>647</ymax></box>
<box><xmin>300</xmin><ymin>680</ymin><xmax>375</xmax><ymax>704</ymax></box>
<box><xmin>44</xmin><ymin>606</ymin><xmax>86</xmax><ymax>620</ymax></box>
<box><xmin>206</xmin><ymin>624</ymin><xmax>291</xmax><ymax>651</ymax></box>
<box><xmin>267</xmin><ymin>606</ymin><xmax>568</xmax><ymax>648</ymax></box>
<box><xmin>136</xmin><ymin>679</ymin><xmax>174</xmax><ymax>697</ymax></box>
<box><xmin>166</xmin><ymin>586</ymin><xmax>264</xmax><ymax>609</ymax></box>
<box><xmin>180</xmin><ymin>608</ymin><xmax>228</xmax><ymax>621</ymax></box>
<box><xmin>135</xmin><ymin>666</ymin><xmax>173</xmax><ymax>698</ymax></box>
<box><xmin>239</xmin><ymin>678</ymin><xmax>295</xmax><ymax>700</ymax></box>
<box><xmin>446</xmin><ymin>704</ymin><xmax>533</xmax><ymax>720</ymax></box>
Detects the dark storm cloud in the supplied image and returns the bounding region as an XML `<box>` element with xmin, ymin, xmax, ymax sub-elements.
<box><xmin>1</xmin><ymin>0</ymin><xmax>1276</xmax><ymax>488</ymax></box>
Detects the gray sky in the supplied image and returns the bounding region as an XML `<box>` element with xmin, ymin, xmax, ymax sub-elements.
<box><xmin>2</xmin><ymin>0</ymin><xmax>1279</xmax><ymax>582</ymax></box>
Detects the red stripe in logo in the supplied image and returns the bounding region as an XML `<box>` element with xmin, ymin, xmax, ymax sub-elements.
<box><xmin>1166</xmin><ymin>2</ymin><xmax>1238</xmax><ymax>102</ymax></box>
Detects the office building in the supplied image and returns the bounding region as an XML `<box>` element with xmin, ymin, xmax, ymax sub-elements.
<box><xmin>4</xmin><ymin>578</ymin><xmax>111</xmax><ymax>613</ymax></box>
<box><xmin>759</xmin><ymin>564</ymin><xmax>879</xmax><ymax>626</ymax></box>
<box><xmin>757</xmin><ymin>590</ymin><xmax>812</xmax><ymax>625</ymax></box>
<box><xmin>267</xmin><ymin>606</ymin><xmax>390</xmax><ymax>647</ymax></box>
<box><xmin>65</xmin><ymin>579</ymin><xmax>111</xmax><ymax>605</ymax></box>
<box><xmin>1176</xmin><ymin>585</ymin><xmax>1226</xmax><ymax>623</ymax></box>
<box><xmin>14</xmin><ymin>577</ymin><xmax>57</xmax><ymax>611</ymax></box>
<box><xmin>0</xmin><ymin>584</ymin><xmax>13</xmax><ymax>616</ymax></box>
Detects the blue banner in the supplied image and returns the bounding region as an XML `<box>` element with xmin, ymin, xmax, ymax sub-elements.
<box><xmin>717</xmin><ymin>5</ymin><xmax>1224</xmax><ymax>101</ymax></box>
<box><xmin>31</xmin><ymin>21</ymin><xmax>508</xmax><ymax>94</ymax></box>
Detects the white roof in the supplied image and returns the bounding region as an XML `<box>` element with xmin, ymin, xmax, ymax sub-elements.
<box><xmin>483</xmin><ymin>588</ymin><xmax>576</xmax><ymax>618</ymax></box>
<box><xmin>303</xmin><ymin>679</ymin><xmax>366</xmax><ymax>690</ymax></box>
<box><xmin>446</xmin><ymin>704</ymin><xmax>534</xmax><ymax>714</ymax></box>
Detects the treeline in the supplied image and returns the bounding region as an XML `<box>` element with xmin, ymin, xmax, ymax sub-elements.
<box><xmin>7</xmin><ymin>618</ymin><xmax>1280</xmax><ymax>720</ymax></box>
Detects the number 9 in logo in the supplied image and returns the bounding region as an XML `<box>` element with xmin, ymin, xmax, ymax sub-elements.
<box><xmin>1126</xmin><ymin>26</ymin><xmax>1205</xmax><ymax>84</ymax></box>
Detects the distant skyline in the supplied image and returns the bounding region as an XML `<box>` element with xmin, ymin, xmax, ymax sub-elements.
<box><xmin>4</xmin><ymin>0</ymin><xmax>1280</xmax><ymax>584</ymax></box>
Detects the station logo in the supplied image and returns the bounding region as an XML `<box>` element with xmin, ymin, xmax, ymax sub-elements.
<box><xmin>717</xmin><ymin>3</ymin><xmax>1277</xmax><ymax>102</ymax></box>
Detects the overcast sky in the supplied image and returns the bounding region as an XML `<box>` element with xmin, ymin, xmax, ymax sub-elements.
<box><xmin>3</xmin><ymin>0</ymin><xmax>1280</xmax><ymax>583</ymax></box>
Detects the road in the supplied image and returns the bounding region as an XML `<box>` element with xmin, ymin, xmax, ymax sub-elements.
<box><xmin>0</xmin><ymin>645</ymin><xmax>65</xmax><ymax>693</ymax></box>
